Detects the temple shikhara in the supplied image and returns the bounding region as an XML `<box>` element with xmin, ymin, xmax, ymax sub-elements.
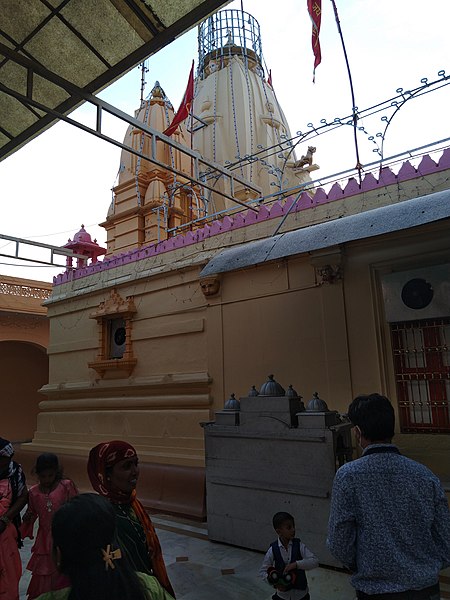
<box><xmin>3</xmin><ymin>8</ymin><xmax>449</xmax><ymax>562</ymax></box>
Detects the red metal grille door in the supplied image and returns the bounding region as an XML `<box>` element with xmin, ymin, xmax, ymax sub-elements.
<box><xmin>390</xmin><ymin>318</ymin><xmax>450</xmax><ymax>433</ymax></box>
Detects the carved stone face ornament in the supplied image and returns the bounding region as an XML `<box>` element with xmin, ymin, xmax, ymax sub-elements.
<box><xmin>316</xmin><ymin>264</ymin><xmax>343</xmax><ymax>285</ymax></box>
<box><xmin>200</xmin><ymin>276</ymin><xmax>220</xmax><ymax>297</ymax></box>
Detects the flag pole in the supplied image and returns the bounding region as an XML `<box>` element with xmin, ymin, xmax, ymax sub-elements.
<box><xmin>329</xmin><ymin>0</ymin><xmax>362</xmax><ymax>184</ymax></box>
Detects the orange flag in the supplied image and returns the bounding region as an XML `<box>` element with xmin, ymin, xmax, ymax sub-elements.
<box><xmin>163</xmin><ymin>60</ymin><xmax>194</xmax><ymax>137</ymax></box>
<box><xmin>307</xmin><ymin>0</ymin><xmax>322</xmax><ymax>82</ymax></box>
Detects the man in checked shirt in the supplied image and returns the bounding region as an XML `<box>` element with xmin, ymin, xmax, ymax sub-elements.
<box><xmin>327</xmin><ymin>393</ymin><xmax>450</xmax><ymax>600</ymax></box>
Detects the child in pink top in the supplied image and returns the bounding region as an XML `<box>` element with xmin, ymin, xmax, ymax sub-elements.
<box><xmin>21</xmin><ymin>453</ymin><xmax>78</xmax><ymax>600</ymax></box>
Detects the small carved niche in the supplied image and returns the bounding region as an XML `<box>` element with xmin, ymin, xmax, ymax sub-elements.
<box><xmin>88</xmin><ymin>289</ymin><xmax>137</xmax><ymax>378</ymax></box>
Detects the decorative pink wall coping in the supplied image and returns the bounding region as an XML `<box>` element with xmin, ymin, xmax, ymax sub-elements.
<box><xmin>53</xmin><ymin>148</ymin><xmax>450</xmax><ymax>286</ymax></box>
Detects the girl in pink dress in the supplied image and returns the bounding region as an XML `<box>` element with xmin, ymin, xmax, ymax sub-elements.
<box><xmin>21</xmin><ymin>453</ymin><xmax>78</xmax><ymax>600</ymax></box>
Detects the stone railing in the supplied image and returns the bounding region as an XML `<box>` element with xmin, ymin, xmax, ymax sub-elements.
<box><xmin>0</xmin><ymin>279</ymin><xmax>52</xmax><ymax>300</ymax></box>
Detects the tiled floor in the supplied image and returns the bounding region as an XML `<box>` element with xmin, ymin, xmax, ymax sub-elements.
<box><xmin>18</xmin><ymin>514</ymin><xmax>450</xmax><ymax>599</ymax></box>
<box><xmin>18</xmin><ymin>514</ymin><xmax>354</xmax><ymax>599</ymax></box>
<box><xmin>154</xmin><ymin>515</ymin><xmax>450</xmax><ymax>600</ymax></box>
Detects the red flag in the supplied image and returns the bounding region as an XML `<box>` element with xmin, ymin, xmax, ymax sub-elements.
<box><xmin>267</xmin><ymin>69</ymin><xmax>273</xmax><ymax>88</ymax></box>
<box><xmin>307</xmin><ymin>0</ymin><xmax>322</xmax><ymax>81</ymax></box>
<box><xmin>163</xmin><ymin>60</ymin><xmax>194</xmax><ymax>137</ymax></box>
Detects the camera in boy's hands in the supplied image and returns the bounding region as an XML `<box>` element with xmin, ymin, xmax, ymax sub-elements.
<box><xmin>267</xmin><ymin>567</ymin><xmax>279</xmax><ymax>585</ymax></box>
<box><xmin>267</xmin><ymin>567</ymin><xmax>297</xmax><ymax>590</ymax></box>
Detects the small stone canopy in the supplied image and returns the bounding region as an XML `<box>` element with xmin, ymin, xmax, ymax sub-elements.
<box><xmin>63</xmin><ymin>225</ymin><xmax>106</xmax><ymax>269</ymax></box>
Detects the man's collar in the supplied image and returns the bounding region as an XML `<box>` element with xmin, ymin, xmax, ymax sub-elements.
<box><xmin>363</xmin><ymin>443</ymin><xmax>400</xmax><ymax>456</ymax></box>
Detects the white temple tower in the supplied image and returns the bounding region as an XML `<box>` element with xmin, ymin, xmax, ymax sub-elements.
<box><xmin>192</xmin><ymin>10</ymin><xmax>312</xmax><ymax>213</ymax></box>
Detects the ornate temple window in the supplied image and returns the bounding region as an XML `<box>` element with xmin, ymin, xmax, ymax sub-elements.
<box><xmin>88</xmin><ymin>289</ymin><xmax>137</xmax><ymax>378</ymax></box>
<box><xmin>382</xmin><ymin>264</ymin><xmax>450</xmax><ymax>433</ymax></box>
<box><xmin>390</xmin><ymin>318</ymin><xmax>450</xmax><ymax>433</ymax></box>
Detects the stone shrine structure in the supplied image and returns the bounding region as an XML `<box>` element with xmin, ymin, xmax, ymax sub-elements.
<box><xmin>203</xmin><ymin>379</ymin><xmax>353</xmax><ymax>564</ymax></box>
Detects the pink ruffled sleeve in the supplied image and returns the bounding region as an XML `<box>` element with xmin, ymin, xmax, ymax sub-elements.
<box><xmin>62</xmin><ymin>479</ymin><xmax>78</xmax><ymax>500</ymax></box>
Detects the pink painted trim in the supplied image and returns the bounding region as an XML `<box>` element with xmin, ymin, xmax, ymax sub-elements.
<box><xmin>313</xmin><ymin>188</ymin><xmax>327</xmax><ymax>204</ymax></box>
<box><xmin>53</xmin><ymin>150</ymin><xmax>450</xmax><ymax>286</ymax></box>
<box><xmin>438</xmin><ymin>148</ymin><xmax>450</xmax><ymax>169</ymax></box>
<box><xmin>397</xmin><ymin>161</ymin><xmax>417</xmax><ymax>181</ymax></box>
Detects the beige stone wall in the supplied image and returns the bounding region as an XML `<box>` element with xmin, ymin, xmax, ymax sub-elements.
<box><xmin>207</xmin><ymin>255</ymin><xmax>350</xmax><ymax>404</ymax></box>
<box><xmin>34</xmin><ymin>267</ymin><xmax>209</xmax><ymax>469</ymax></box>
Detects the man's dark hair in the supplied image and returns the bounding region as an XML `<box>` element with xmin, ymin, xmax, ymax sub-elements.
<box><xmin>273</xmin><ymin>511</ymin><xmax>294</xmax><ymax>530</ymax></box>
<box><xmin>348</xmin><ymin>393</ymin><xmax>395</xmax><ymax>441</ymax></box>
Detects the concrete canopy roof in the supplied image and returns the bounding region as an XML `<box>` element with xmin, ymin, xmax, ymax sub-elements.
<box><xmin>200</xmin><ymin>190</ymin><xmax>450</xmax><ymax>277</ymax></box>
<box><xmin>0</xmin><ymin>0</ymin><xmax>230</xmax><ymax>161</ymax></box>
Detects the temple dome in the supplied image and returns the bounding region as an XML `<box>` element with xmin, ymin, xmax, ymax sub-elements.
<box><xmin>73</xmin><ymin>225</ymin><xmax>92</xmax><ymax>243</ymax></box>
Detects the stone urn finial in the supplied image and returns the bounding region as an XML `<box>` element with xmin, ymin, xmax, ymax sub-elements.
<box><xmin>286</xmin><ymin>384</ymin><xmax>300</xmax><ymax>398</ymax></box>
<box><xmin>306</xmin><ymin>391</ymin><xmax>329</xmax><ymax>412</ymax></box>
<box><xmin>224</xmin><ymin>393</ymin><xmax>240</xmax><ymax>411</ymax></box>
<box><xmin>259</xmin><ymin>374</ymin><xmax>285</xmax><ymax>397</ymax></box>
<box><xmin>287</xmin><ymin>384</ymin><xmax>305</xmax><ymax>411</ymax></box>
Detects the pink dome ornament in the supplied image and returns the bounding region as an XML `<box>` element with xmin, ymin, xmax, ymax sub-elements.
<box><xmin>73</xmin><ymin>225</ymin><xmax>93</xmax><ymax>243</ymax></box>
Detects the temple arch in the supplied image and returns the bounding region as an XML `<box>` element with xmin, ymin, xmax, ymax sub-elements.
<box><xmin>0</xmin><ymin>341</ymin><xmax>48</xmax><ymax>442</ymax></box>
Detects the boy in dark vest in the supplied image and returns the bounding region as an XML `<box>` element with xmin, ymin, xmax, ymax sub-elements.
<box><xmin>259</xmin><ymin>511</ymin><xmax>319</xmax><ymax>600</ymax></box>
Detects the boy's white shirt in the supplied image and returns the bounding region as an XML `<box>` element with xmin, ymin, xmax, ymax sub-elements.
<box><xmin>259</xmin><ymin>538</ymin><xmax>319</xmax><ymax>600</ymax></box>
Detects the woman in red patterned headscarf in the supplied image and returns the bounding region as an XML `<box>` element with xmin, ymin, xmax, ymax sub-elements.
<box><xmin>87</xmin><ymin>441</ymin><xmax>175</xmax><ymax>598</ymax></box>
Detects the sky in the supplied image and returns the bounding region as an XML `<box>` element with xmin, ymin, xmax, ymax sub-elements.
<box><xmin>1</xmin><ymin>0</ymin><xmax>450</xmax><ymax>282</ymax></box>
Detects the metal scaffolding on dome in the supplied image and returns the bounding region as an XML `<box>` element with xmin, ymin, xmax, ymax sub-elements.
<box><xmin>198</xmin><ymin>9</ymin><xmax>263</xmax><ymax>77</ymax></box>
